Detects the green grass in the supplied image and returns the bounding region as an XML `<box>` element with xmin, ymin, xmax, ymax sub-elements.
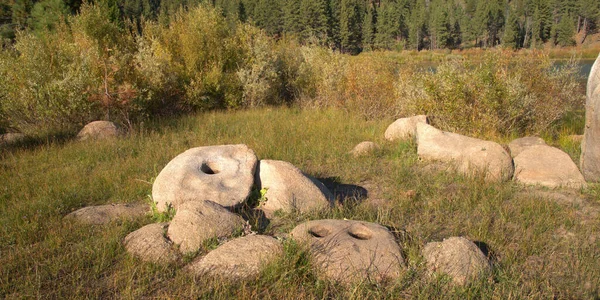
<box><xmin>1</xmin><ymin>107</ymin><xmax>599</xmax><ymax>299</ymax></box>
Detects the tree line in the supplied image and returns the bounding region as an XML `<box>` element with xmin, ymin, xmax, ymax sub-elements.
<box><xmin>1</xmin><ymin>0</ymin><xmax>599</xmax><ymax>53</ymax></box>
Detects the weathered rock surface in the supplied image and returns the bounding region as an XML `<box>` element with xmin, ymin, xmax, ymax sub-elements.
<box><xmin>0</xmin><ymin>133</ymin><xmax>26</xmax><ymax>146</ymax></box>
<box><xmin>581</xmin><ymin>53</ymin><xmax>600</xmax><ymax>182</ymax></box>
<box><xmin>123</xmin><ymin>223</ymin><xmax>179</xmax><ymax>264</ymax></box>
<box><xmin>290</xmin><ymin>219</ymin><xmax>405</xmax><ymax>284</ymax></box>
<box><xmin>384</xmin><ymin>115</ymin><xmax>428</xmax><ymax>142</ymax></box>
<box><xmin>77</xmin><ymin>121</ymin><xmax>119</xmax><ymax>141</ymax></box>
<box><xmin>508</xmin><ymin>136</ymin><xmax>546</xmax><ymax>158</ymax></box>
<box><xmin>65</xmin><ymin>203</ymin><xmax>148</xmax><ymax>225</ymax></box>
<box><xmin>188</xmin><ymin>235</ymin><xmax>282</xmax><ymax>280</ymax></box>
<box><xmin>152</xmin><ymin>144</ymin><xmax>257</xmax><ymax>211</ymax></box>
<box><xmin>416</xmin><ymin>123</ymin><xmax>513</xmax><ymax>182</ymax></box>
<box><xmin>255</xmin><ymin>160</ymin><xmax>334</xmax><ymax>216</ymax></box>
<box><xmin>422</xmin><ymin>237</ymin><xmax>491</xmax><ymax>286</ymax></box>
<box><xmin>167</xmin><ymin>200</ymin><xmax>246</xmax><ymax>254</ymax></box>
<box><xmin>350</xmin><ymin>141</ymin><xmax>379</xmax><ymax>157</ymax></box>
<box><xmin>514</xmin><ymin>145</ymin><xmax>587</xmax><ymax>189</ymax></box>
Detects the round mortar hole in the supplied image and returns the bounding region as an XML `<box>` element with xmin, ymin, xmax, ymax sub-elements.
<box><xmin>200</xmin><ymin>161</ymin><xmax>220</xmax><ymax>175</ymax></box>
<box><xmin>348</xmin><ymin>224</ymin><xmax>372</xmax><ymax>240</ymax></box>
<box><xmin>308</xmin><ymin>225</ymin><xmax>330</xmax><ymax>238</ymax></box>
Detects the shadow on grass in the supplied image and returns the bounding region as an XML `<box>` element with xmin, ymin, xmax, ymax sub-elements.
<box><xmin>318</xmin><ymin>177</ymin><xmax>369</xmax><ymax>205</ymax></box>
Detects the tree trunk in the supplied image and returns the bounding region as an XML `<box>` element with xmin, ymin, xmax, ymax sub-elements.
<box><xmin>580</xmin><ymin>17</ymin><xmax>588</xmax><ymax>44</ymax></box>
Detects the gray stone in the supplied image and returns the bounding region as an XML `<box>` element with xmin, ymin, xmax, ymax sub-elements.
<box><xmin>188</xmin><ymin>235</ymin><xmax>282</xmax><ymax>280</ymax></box>
<box><xmin>416</xmin><ymin>123</ymin><xmax>513</xmax><ymax>182</ymax></box>
<box><xmin>290</xmin><ymin>219</ymin><xmax>405</xmax><ymax>284</ymax></box>
<box><xmin>77</xmin><ymin>121</ymin><xmax>119</xmax><ymax>141</ymax></box>
<box><xmin>255</xmin><ymin>160</ymin><xmax>334</xmax><ymax>217</ymax></box>
<box><xmin>422</xmin><ymin>237</ymin><xmax>491</xmax><ymax>286</ymax></box>
<box><xmin>581</xmin><ymin>53</ymin><xmax>600</xmax><ymax>182</ymax></box>
<box><xmin>167</xmin><ymin>200</ymin><xmax>246</xmax><ymax>254</ymax></box>
<box><xmin>65</xmin><ymin>203</ymin><xmax>148</xmax><ymax>225</ymax></box>
<box><xmin>384</xmin><ymin>115</ymin><xmax>428</xmax><ymax>142</ymax></box>
<box><xmin>123</xmin><ymin>223</ymin><xmax>179</xmax><ymax>264</ymax></box>
<box><xmin>0</xmin><ymin>133</ymin><xmax>25</xmax><ymax>146</ymax></box>
<box><xmin>350</xmin><ymin>141</ymin><xmax>380</xmax><ymax>157</ymax></box>
<box><xmin>514</xmin><ymin>145</ymin><xmax>587</xmax><ymax>189</ymax></box>
<box><xmin>508</xmin><ymin>136</ymin><xmax>546</xmax><ymax>158</ymax></box>
<box><xmin>152</xmin><ymin>144</ymin><xmax>258</xmax><ymax>212</ymax></box>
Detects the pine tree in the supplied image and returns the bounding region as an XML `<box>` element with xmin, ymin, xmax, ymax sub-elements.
<box><xmin>29</xmin><ymin>0</ymin><xmax>69</xmax><ymax>32</ymax></box>
<box><xmin>299</xmin><ymin>0</ymin><xmax>330</xmax><ymax>43</ymax></box>
<box><xmin>339</xmin><ymin>0</ymin><xmax>363</xmax><ymax>54</ymax></box>
<box><xmin>362</xmin><ymin>2</ymin><xmax>375</xmax><ymax>51</ymax></box>
<box><xmin>408</xmin><ymin>0</ymin><xmax>427</xmax><ymax>50</ymax></box>
<box><xmin>556</xmin><ymin>12</ymin><xmax>575</xmax><ymax>46</ymax></box>
<box><xmin>374</xmin><ymin>0</ymin><xmax>400</xmax><ymax>50</ymax></box>
<box><xmin>503</xmin><ymin>6</ymin><xmax>521</xmax><ymax>49</ymax></box>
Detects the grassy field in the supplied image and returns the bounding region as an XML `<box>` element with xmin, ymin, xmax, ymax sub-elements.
<box><xmin>1</xmin><ymin>108</ymin><xmax>599</xmax><ymax>299</ymax></box>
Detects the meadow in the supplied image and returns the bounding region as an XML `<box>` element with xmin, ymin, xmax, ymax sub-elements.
<box><xmin>1</xmin><ymin>107</ymin><xmax>599</xmax><ymax>299</ymax></box>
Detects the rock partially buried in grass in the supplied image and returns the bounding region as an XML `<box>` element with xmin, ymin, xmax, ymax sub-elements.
<box><xmin>152</xmin><ymin>144</ymin><xmax>258</xmax><ymax>212</ymax></box>
<box><xmin>508</xmin><ymin>136</ymin><xmax>546</xmax><ymax>158</ymax></box>
<box><xmin>0</xmin><ymin>132</ymin><xmax>26</xmax><ymax>146</ymax></box>
<box><xmin>167</xmin><ymin>200</ymin><xmax>246</xmax><ymax>254</ymax></box>
<box><xmin>581</xmin><ymin>52</ymin><xmax>600</xmax><ymax>182</ymax></box>
<box><xmin>350</xmin><ymin>141</ymin><xmax>380</xmax><ymax>157</ymax></box>
<box><xmin>416</xmin><ymin>123</ymin><xmax>513</xmax><ymax>182</ymax></box>
<box><xmin>77</xmin><ymin>121</ymin><xmax>120</xmax><ymax>141</ymax></box>
<box><xmin>514</xmin><ymin>145</ymin><xmax>587</xmax><ymax>189</ymax></box>
<box><xmin>290</xmin><ymin>219</ymin><xmax>405</xmax><ymax>285</ymax></box>
<box><xmin>123</xmin><ymin>223</ymin><xmax>179</xmax><ymax>264</ymax></box>
<box><xmin>384</xmin><ymin>115</ymin><xmax>428</xmax><ymax>142</ymax></box>
<box><xmin>422</xmin><ymin>237</ymin><xmax>491</xmax><ymax>286</ymax></box>
<box><xmin>65</xmin><ymin>203</ymin><xmax>148</xmax><ymax>225</ymax></box>
<box><xmin>255</xmin><ymin>160</ymin><xmax>334</xmax><ymax>217</ymax></box>
<box><xmin>187</xmin><ymin>235</ymin><xmax>282</xmax><ymax>280</ymax></box>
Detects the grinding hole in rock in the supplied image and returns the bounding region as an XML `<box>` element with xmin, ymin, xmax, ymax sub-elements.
<box><xmin>309</xmin><ymin>225</ymin><xmax>330</xmax><ymax>238</ymax></box>
<box><xmin>200</xmin><ymin>161</ymin><xmax>220</xmax><ymax>175</ymax></box>
<box><xmin>348</xmin><ymin>224</ymin><xmax>372</xmax><ymax>240</ymax></box>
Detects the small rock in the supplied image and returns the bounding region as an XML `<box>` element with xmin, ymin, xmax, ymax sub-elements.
<box><xmin>422</xmin><ymin>237</ymin><xmax>491</xmax><ymax>286</ymax></box>
<box><xmin>0</xmin><ymin>133</ymin><xmax>26</xmax><ymax>146</ymax></box>
<box><xmin>514</xmin><ymin>145</ymin><xmax>587</xmax><ymax>189</ymax></box>
<box><xmin>384</xmin><ymin>115</ymin><xmax>428</xmax><ymax>142</ymax></box>
<box><xmin>65</xmin><ymin>203</ymin><xmax>148</xmax><ymax>225</ymax></box>
<box><xmin>123</xmin><ymin>223</ymin><xmax>179</xmax><ymax>264</ymax></box>
<box><xmin>508</xmin><ymin>136</ymin><xmax>546</xmax><ymax>158</ymax></box>
<box><xmin>255</xmin><ymin>160</ymin><xmax>334</xmax><ymax>217</ymax></box>
<box><xmin>350</xmin><ymin>141</ymin><xmax>379</xmax><ymax>157</ymax></box>
<box><xmin>416</xmin><ymin>123</ymin><xmax>513</xmax><ymax>182</ymax></box>
<box><xmin>77</xmin><ymin>121</ymin><xmax>119</xmax><ymax>141</ymax></box>
<box><xmin>290</xmin><ymin>219</ymin><xmax>405</xmax><ymax>284</ymax></box>
<box><xmin>187</xmin><ymin>235</ymin><xmax>282</xmax><ymax>280</ymax></box>
<box><xmin>167</xmin><ymin>200</ymin><xmax>246</xmax><ymax>254</ymax></box>
<box><xmin>152</xmin><ymin>144</ymin><xmax>258</xmax><ymax>212</ymax></box>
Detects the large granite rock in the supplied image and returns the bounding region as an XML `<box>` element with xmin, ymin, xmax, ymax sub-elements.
<box><xmin>384</xmin><ymin>115</ymin><xmax>428</xmax><ymax>142</ymax></box>
<box><xmin>167</xmin><ymin>200</ymin><xmax>246</xmax><ymax>254</ymax></box>
<box><xmin>77</xmin><ymin>121</ymin><xmax>119</xmax><ymax>141</ymax></box>
<box><xmin>508</xmin><ymin>136</ymin><xmax>546</xmax><ymax>158</ymax></box>
<box><xmin>123</xmin><ymin>223</ymin><xmax>179</xmax><ymax>264</ymax></box>
<box><xmin>422</xmin><ymin>237</ymin><xmax>491</xmax><ymax>286</ymax></box>
<box><xmin>187</xmin><ymin>235</ymin><xmax>282</xmax><ymax>280</ymax></box>
<box><xmin>581</xmin><ymin>53</ymin><xmax>600</xmax><ymax>182</ymax></box>
<box><xmin>65</xmin><ymin>203</ymin><xmax>148</xmax><ymax>225</ymax></box>
<box><xmin>416</xmin><ymin>123</ymin><xmax>513</xmax><ymax>182</ymax></box>
<box><xmin>290</xmin><ymin>219</ymin><xmax>405</xmax><ymax>284</ymax></box>
<box><xmin>255</xmin><ymin>160</ymin><xmax>334</xmax><ymax>217</ymax></box>
<box><xmin>152</xmin><ymin>144</ymin><xmax>258</xmax><ymax>212</ymax></box>
<box><xmin>514</xmin><ymin>145</ymin><xmax>586</xmax><ymax>189</ymax></box>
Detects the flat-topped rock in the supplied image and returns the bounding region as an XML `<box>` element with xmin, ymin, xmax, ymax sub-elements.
<box><xmin>416</xmin><ymin>123</ymin><xmax>513</xmax><ymax>182</ymax></box>
<box><xmin>350</xmin><ymin>141</ymin><xmax>379</xmax><ymax>157</ymax></box>
<box><xmin>152</xmin><ymin>144</ymin><xmax>258</xmax><ymax>211</ymax></box>
<box><xmin>65</xmin><ymin>203</ymin><xmax>148</xmax><ymax>225</ymax></box>
<box><xmin>123</xmin><ymin>223</ymin><xmax>179</xmax><ymax>264</ymax></box>
<box><xmin>290</xmin><ymin>219</ymin><xmax>405</xmax><ymax>284</ymax></box>
<box><xmin>255</xmin><ymin>160</ymin><xmax>333</xmax><ymax>217</ymax></box>
<box><xmin>508</xmin><ymin>136</ymin><xmax>546</xmax><ymax>158</ymax></box>
<box><xmin>384</xmin><ymin>115</ymin><xmax>428</xmax><ymax>142</ymax></box>
<box><xmin>514</xmin><ymin>145</ymin><xmax>586</xmax><ymax>189</ymax></box>
<box><xmin>581</xmin><ymin>53</ymin><xmax>600</xmax><ymax>182</ymax></box>
<box><xmin>77</xmin><ymin>121</ymin><xmax>119</xmax><ymax>141</ymax></box>
<box><xmin>187</xmin><ymin>235</ymin><xmax>282</xmax><ymax>280</ymax></box>
<box><xmin>167</xmin><ymin>200</ymin><xmax>246</xmax><ymax>254</ymax></box>
<box><xmin>422</xmin><ymin>237</ymin><xmax>491</xmax><ymax>286</ymax></box>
